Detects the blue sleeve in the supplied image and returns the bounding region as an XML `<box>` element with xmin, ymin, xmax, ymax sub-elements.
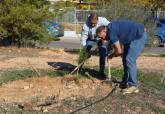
<box><xmin>108</xmin><ymin>24</ymin><xmax>118</xmax><ymax>44</ymax></box>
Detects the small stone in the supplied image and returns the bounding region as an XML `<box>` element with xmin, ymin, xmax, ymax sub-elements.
<box><xmin>82</xmin><ymin>85</ymin><xmax>88</xmax><ymax>89</ymax></box>
<box><xmin>23</xmin><ymin>102</ymin><xmax>33</xmax><ymax>111</ymax></box>
<box><xmin>29</xmin><ymin>84</ymin><xmax>33</xmax><ymax>88</ymax></box>
<box><xmin>65</xmin><ymin>84</ymin><xmax>74</xmax><ymax>89</ymax></box>
<box><xmin>3</xmin><ymin>98</ymin><xmax>8</xmax><ymax>102</ymax></box>
<box><xmin>71</xmin><ymin>97</ymin><xmax>76</xmax><ymax>100</ymax></box>
<box><xmin>104</xmin><ymin>109</ymin><xmax>108</xmax><ymax>112</ymax></box>
<box><xmin>33</xmin><ymin>107</ymin><xmax>42</xmax><ymax>111</ymax></box>
<box><xmin>92</xmin><ymin>86</ymin><xmax>95</xmax><ymax>90</ymax></box>
<box><xmin>17</xmin><ymin>50</ymin><xmax>21</xmax><ymax>53</ymax></box>
<box><xmin>23</xmin><ymin>86</ymin><xmax>30</xmax><ymax>90</ymax></box>
<box><xmin>43</xmin><ymin>109</ymin><xmax>48</xmax><ymax>112</ymax></box>
<box><xmin>37</xmin><ymin>89</ymin><xmax>42</xmax><ymax>92</ymax></box>
<box><xmin>2</xmin><ymin>98</ymin><xmax>6</xmax><ymax>102</ymax></box>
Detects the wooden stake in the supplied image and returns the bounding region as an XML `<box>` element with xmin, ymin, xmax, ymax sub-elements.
<box><xmin>69</xmin><ymin>60</ymin><xmax>86</xmax><ymax>75</ymax></box>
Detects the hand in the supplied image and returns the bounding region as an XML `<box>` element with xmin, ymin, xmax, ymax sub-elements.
<box><xmin>107</xmin><ymin>54</ymin><xmax>113</xmax><ymax>60</ymax></box>
<box><xmin>107</xmin><ymin>49</ymin><xmax>114</xmax><ymax>60</ymax></box>
<box><xmin>96</xmin><ymin>39</ymin><xmax>102</xmax><ymax>47</ymax></box>
<box><xmin>86</xmin><ymin>45</ymin><xmax>92</xmax><ymax>53</ymax></box>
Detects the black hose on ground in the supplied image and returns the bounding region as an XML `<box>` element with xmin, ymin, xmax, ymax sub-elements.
<box><xmin>68</xmin><ymin>84</ymin><xmax>118</xmax><ymax>114</ymax></box>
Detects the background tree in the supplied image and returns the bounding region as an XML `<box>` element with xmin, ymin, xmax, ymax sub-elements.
<box><xmin>132</xmin><ymin>0</ymin><xmax>165</xmax><ymax>21</ymax></box>
<box><xmin>96</xmin><ymin>0</ymin><xmax>111</xmax><ymax>9</ymax></box>
<box><xmin>0</xmin><ymin>0</ymin><xmax>53</xmax><ymax>47</ymax></box>
<box><xmin>95</xmin><ymin>0</ymin><xmax>146</xmax><ymax>23</ymax></box>
<box><xmin>94</xmin><ymin>0</ymin><xmax>159</xmax><ymax>46</ymax></box>
<box><xmin>132</xmin><ymin>0</ymin><xmax>165</xmax><ymax>10</ymax></box>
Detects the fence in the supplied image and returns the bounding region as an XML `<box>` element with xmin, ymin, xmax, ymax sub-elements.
<box><xmin>54</xmin><ymin>7</ymin><xmax>95</xmax><ymax>34</ymax></box>
<box><xmin>54</xmin><ymin>7</ymin><xmax>165</xmax><ymax>46</ymax></box>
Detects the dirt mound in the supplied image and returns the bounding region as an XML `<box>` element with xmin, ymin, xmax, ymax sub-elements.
<box><xmin>0</xmin><ymin>76</ymin><xmax>112</xmax><ymax>104</ymax></box>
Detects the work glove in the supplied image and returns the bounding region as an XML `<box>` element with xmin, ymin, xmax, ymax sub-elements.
<box><xmin>95</xmin><ymin>38</ymin><xmax>102</xmax><ymax>47</ymax></box>
<box><xmin>97</xmin><ymin>40</ymin><xmax>102</xmax><ymax>47</ymax></box>
<box><xmin>86</xmin><ymin>45</ymin><xmax>92</xmax><ymax>53</ymax></box>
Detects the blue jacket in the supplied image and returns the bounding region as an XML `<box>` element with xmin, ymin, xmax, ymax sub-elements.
<box><xmin>108</xmin><ymin>20</ymin><xmax>144</xmax><ymax>44</ymax></box>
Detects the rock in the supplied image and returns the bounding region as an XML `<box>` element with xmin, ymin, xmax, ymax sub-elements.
<box><xmin>23</xmin><ymin>86</ymin><xmax>30</xmax><ymax>90</ymax></box>
<box><xmin>44</xmin><ymin>86</ymin><xmax>48</xmax><ymax>89</ymax></box>
<box><xmin>33</xmin><ymin>106</ymin><xmax>42</xmax><ymax>111</ymax></box>
<box><xmin>43</xmin><ymin>108</ymin><xmax>48</xmax><ymax>112</ymax></box>
<box><xmin>82</xmin><ymin>85</ymin><xmax>88</xmax><ymax>89</ymax></box>
<box><xmin>37</xmin><ymin>89</ymin><xmax>42</xmax><ymax>92</ymax></box>
<box><xmin>104</xmin><ymin>109</ymin><xmax>108</xmax><ymax>112</ymax></box>
<box><xmin>17</xmin><ymin>104</ymin><xmax>24</xmax><ymax>110</ymax></box>
<box><xmin>65</xmin><ymin>82</ymin><xmax>76</xmax><ymax>89</ymax></box>
<box><xmin>23</xmin><ymin>102</ymin><xmax>33</xmax><ymax>111</ymax></box>
<box><xmin>29</xmin><ymin>84</ymin><xmax>33</xmax><ymax>88</ymax></box>
<box><xmin>3</xmin><ymin>98</ymin><xmax>8</xmax><ymax>102</ymax></box>
<box><xmin>4</xmin><ymin>108</ymin><xmax>8</xmax><ymax>111</ymax></box>
<box><xmin>17</xmin><ymin>50</ymin><xmax>21</xmax><ymax>53</ymax></box>
<box><xmin>91</xmin><ymin>86</ymin><xmax>95</xmax><ymax>90</ymax></box>
<box><xmin>70</xmin><ymin>97</ymin><xmax>76</xmax><ymax>101</ymax></box>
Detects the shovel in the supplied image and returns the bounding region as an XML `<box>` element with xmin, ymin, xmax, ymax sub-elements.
<box><xmin>102</xmin><ymin>59</ymin><xmax>113</xmax><ymax>85</ymax></box>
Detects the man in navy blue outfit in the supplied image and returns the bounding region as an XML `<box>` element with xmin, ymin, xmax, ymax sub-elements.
<box><xmin>96</xmin><ymin>20</ymin><xmax>147</xmax><ymax>94</ymax></box>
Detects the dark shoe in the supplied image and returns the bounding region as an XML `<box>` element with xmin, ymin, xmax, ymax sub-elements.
<box><xmin>119</xmin><ymin>81</ymin><xmax>127</xmax><ymax>89</ymax></box>
<box><xmin>98</xmin><ymin>72</ymin><xmax>106</xmax><ymax>80</ymax></box>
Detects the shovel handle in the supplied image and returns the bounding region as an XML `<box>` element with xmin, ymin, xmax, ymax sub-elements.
<box><xmin>108</xmin><ymin>59</ymin><xmax>111</xmax><ymax>79</ymax></box>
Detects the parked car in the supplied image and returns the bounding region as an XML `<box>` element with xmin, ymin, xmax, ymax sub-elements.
<box><xmin>42</xmin><ymin>20</ymin><xmax>64</xmax><ymax>37</ymax></box>
<box><xmin>155</xmin><ymin>18</ymin><xmax>165</xmax><ymax>47</ymax></box>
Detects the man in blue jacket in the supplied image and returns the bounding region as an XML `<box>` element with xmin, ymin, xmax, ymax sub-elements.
<box><xmin>96</xmin><ymin>20</ymin><xmax>147</xmax><ymax>94</ymax></box>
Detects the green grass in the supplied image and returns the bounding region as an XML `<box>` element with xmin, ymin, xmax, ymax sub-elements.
<box><xmin>81</xmin><ymin>66</ymin><xmax>165</xmax><ymax>113</ymax></box>
<box><xmin>111</xmin><ymin>68</ymin><xmax>165</xmax><ymax>93</ymax></box>
<box><xmin>110</xmin><ymin>68</ymin><xmax>165</xmax><ymax>114</ymax></box>
<box><xmin>0</xmin><ymin>69</ymin><xmax>68</xmax><ymax>85</ymax></box>
<box><xmin>81</xmin><ymin>66</ymin><xmax>165</xmax><ymax>91</ymax></box>
<box><xmin>160</xmin><ymin>53</ymin><xmax>165</xmax><ymax>57</ymax></box>
<box><xmin>149</xmin><ymin>104</ymin><xmax>165</xmax><ymax>114</ymax></box>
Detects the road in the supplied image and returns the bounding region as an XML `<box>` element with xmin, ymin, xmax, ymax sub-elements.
<box><xmin>46</xmin><ymin>37</ymin><xmax>165</xmax><ymax>55</ymax></box>
<box><xmin>47</xmin><ymin>37</ymin><xmax>80</xmax><ymax>49</ymax></box>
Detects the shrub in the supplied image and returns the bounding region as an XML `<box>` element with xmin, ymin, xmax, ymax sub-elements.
<box><xmin>0</xmin><ymin>0</ymin><xmax>53</xmax><ymax>47</ymax></box>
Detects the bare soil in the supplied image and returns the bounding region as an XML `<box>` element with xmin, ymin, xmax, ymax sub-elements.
<box><xmin>0</xmin><ymin>47</ymin><xmax>165</xmax><ymax>74</ymax></box>
<box><xmin>0</xmin><ymin>47</ymin><xmax>164</xmax><ymax>113</ymax></box>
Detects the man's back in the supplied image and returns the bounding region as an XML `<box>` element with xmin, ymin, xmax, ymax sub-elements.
<box><xmin>108</xmin><ymin>20</ymin><xmax>144</xmax><ymax>44</ymax></box>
